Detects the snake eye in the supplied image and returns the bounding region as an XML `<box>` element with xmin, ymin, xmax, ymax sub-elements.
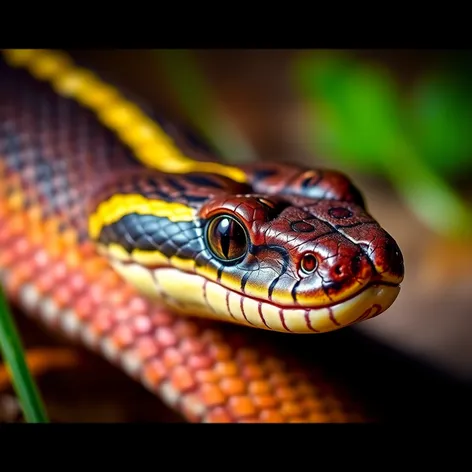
<box><xmin>299</xmin><ymin>253</ymin><xmax>318</xmax><ymax>276</ymax></box>
<box><xmin>207</xmin><ymin>215</ymin><xmax>248</xmax><ymax>263</ymax></box>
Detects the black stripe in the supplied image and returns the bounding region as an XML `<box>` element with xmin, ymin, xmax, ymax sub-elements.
<box><xmin>291</xmin><ymin>280</ymin><xmax>301</xmax><ymax>303</ymax></box>
<box><xmin>240</xmin><ymin>271</ymin><xmax>251</xmax><ymax>293</ymax></box>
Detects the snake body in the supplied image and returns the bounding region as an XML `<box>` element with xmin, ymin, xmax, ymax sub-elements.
<box><xmin>0</xmin><ymin>49</ymin><xmax>404</xmax><ymax>422</ymax></box>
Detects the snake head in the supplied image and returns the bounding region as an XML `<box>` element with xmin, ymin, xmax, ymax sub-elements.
<box><xmin>91</xmin><ymin>171</ymin><xmax>403</xmax><ymax>334</ymax></box>
<box><xmin>193</xmin><ymin>193</ymin><xmax>403</xmax><ymax>333</ymax></box>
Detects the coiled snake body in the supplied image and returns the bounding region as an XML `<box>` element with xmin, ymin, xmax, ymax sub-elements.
<box><xmin>0</xmin><ymin>49</ymin><xmax>404</xmax><ymax>422</ymax></box>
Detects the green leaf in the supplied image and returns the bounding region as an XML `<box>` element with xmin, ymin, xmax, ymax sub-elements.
<box><xmin>295</xmin><ymin>53</ymin><xmax>405</xmax><ymax>173</ymax></box>
<box><xmin>410</xmin><ymin>72</ymin><xmax>472</xmax><ymax>175</ymax></box>
<box><xmin>0</xmin><ymin>285</ymin><xmax>49</xmax><ymax>423</ymax></box>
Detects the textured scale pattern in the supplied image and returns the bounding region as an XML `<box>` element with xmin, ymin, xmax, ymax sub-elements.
<box><xmin>0</xmin><ymin>50</ymin><xmax>386</xmax><ymax>422</ymax></box>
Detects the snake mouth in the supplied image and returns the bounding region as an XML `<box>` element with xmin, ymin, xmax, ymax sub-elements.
<box><xmin>106</xmin><ymin>251</ymin><xmax>401</xmax><ymax>334</ymax></box>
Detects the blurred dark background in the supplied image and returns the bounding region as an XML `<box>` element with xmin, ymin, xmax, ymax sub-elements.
<box><xmin>4</xmin><ymin>49</ymin><xmax>471</xmax><ymax>422</ymax></box>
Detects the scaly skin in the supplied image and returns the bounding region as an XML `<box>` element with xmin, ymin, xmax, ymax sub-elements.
<box><xmin>0</xmin><ymin>49</ymin><xmax>404</xmax><ymax>422</ymax></box>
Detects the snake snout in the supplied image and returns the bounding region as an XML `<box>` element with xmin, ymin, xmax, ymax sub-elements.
<box><xmin>366</xmin><ymin>233</ymin><xmax>404</xmax><ymax>285</ymax></box>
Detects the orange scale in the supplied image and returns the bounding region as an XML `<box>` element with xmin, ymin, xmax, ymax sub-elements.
<box><xmin>279</xmin><ymin>401</ymin><xmax>303</xmax><ymax>419</ymax></box>
<box><xmin>248</xmin><ymin>380</ymin><xmax>271</xmax><ymax>396</ymax></box>
<box><xmin>4</xmin><ymin>263</ymin><xmax>34</xmax><ymax>296</ymax></box>
<box><xmin>199</xmin><ymin>384</ymin><xmax>227</xmax><ymax>408</ymax></box>
<box><xmin>0</xmin><ymin>248</ymin><xmax>18</xmax><ymax>268</ymax></box>
<box><xmin>219</xmin><ymin>378</ymin><xmax>246</xmax><ymax>396</ymax></box>
<box><xmin>214</xmin><ymin>361</ymin><xmax>239</xmax><ymax>378</ymax></box>
<box><xmin>89</xmin><ymin>308</ymin><xmax>117</xmax><ymax>336</ymax></box>
<box><xmin>0</xmin><ymin>226</ymin><xmax>12</xmax><ymax>246</ymax></box>
<box><xmin>35</xmin><ymin>272</ymin><xmax>57</xmax><ymax>295</ymax></box>
<box><xmin>195</xmin><ymin>369</ymin><xmax>219</xmax><ymax>385</ymax></box>
<box><xmin>252</xmin><ymin>394</ymin><xmax>278</xmax><ymax>409</ymax></box>
<box><xmin>170</xmin><ymin>365</ymin><xmax>197</xmax><ymax>393</ymax></box>
<box><xmin>28</xmin><ymin>227</ymin><xmax>48</xmax><ymax>248</ymax></box>
<box><xmin>227</xmin><ymin>395</ymin><xmax>256</xmax><ymax>419</ymax></box>
<box><xmin>78</xmin><ymin>241</ymin><xmax>98</xmax><ymax>258</ymax></box>
<box><xmin>241</xmin><ymin>364</ymin><xmax>266</xmax><ymax>382</ymax></box>
<box><xmin>45</xmin><ymin>240</ymin><xmax>67</xmax><ymax>259</ymax></box>
<box><xmin>143</xmin><ymin>358</ymin><xmax>167</xmax><ymax>388</ymax></box>
<box><xmin>134</xmin><ymin>337</ymin><xmax>161</xmax><ymax>361</ymax></box>
<box><xmin>52</xmin><ymin>284</ymin><xmax>77</xmax><ymax>309</ymax></box>
<box><xmin>6</xmin><ymin>214</ymin><xmax>27</xmax><ymax>237</ymax></box>
<box><xmin>163</xmin><ymin>347</ymin><xmax>185</xmax><ymax>369</ymax></box>
<box><xmin>12</xmin><ymin>254</ymin><xmax>33</xmax><ymax>275</ymax></box>
<box><xmin>64</xmin><ymin>249</ymin><xmax>84</xmax><ymax>269</ymax></box>
<box><xmin>82</xmin><ymin>258</ymin><xmax>109</xmax><ymax>280</ymax></box>
<box><xmin>7</xmin><ymin>189</ymin><xmax>25</xmax><ymax>212</ymax></box>
<box><xmin>99</xmin><ymin>270</ymin><xmax>124</xmax><ymax>291</ymax></box>
<box><xmin>259</xmin><ymin>409</ymin><xmax>285</xmax><ymax>423</ymax></box>
<box><xmin>205</xmin><ymin>406</ymin><xmax>232</xmax><ymax>423</ymax></box>
<box><xmin>187</xmin><ymin>354</ymin><xmax>213</xmax><ymax>371</ymax></box>
<box><xmin>208</xmin><ymin>343</ymin><xmax>233</xmax><ymax>362</ymax></box>
<box><xmin>109</xmin><ymin>324</ymin><xmax>136</xmax><ymax>350</ymax></box>
<box><xmin>25</xmin><ymin>204</ymin><xmax>43</xmax><ymax>222</ymax></box>
<box><xmin>107</xmin><ymin>287</ymin><xmax>134</xmax><ymax>308</ymax></box>
<box><xmin>155</xmin><ymin>327</ymin><xmax>178</xmax><ymax>348</ymax></box>
<box><xmin>74</xmin><ymin>295</ymin><xmax>97</xmax><ymax>321</ymax></box>
<box><xmin>0</xmin><ymin>220</ymin><xmax>17</xmax><ymax>243</ymax></box>
<box><xmin>60</xmin><ymin>228</ymin><xmax>79</xmax><ymax>248</ymax></box>
<box><xmin>274</xmin><ymin>386</ymin><xmax>298</xmax><ymax>402</ymax></box>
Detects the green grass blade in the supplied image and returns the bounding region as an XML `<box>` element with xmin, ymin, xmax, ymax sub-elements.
<box><xmin>0</xmin><ymin>285</ymin><xmax>49</xmax><ymax>423</ymax></box>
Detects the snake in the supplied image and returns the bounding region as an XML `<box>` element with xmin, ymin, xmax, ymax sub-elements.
<box><xmin>0</xmin><ymin>49</ymin><xmax>404</xmax><ymax>423</ymax></box>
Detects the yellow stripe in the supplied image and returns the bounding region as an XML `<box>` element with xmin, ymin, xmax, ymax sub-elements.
<box><xmin>89</xmin><ymin>194</ymin><xmax>195</xmax><ymax>240</ymax></box>
<box><xmin>1</xmin><ymin>49</ymin><xmax>248</xmax><ymax>184</ymax></box>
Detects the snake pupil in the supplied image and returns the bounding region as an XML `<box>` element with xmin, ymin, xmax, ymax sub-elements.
<box><xmin>300</xmin><ymin>253</ymin><xmax>318</xmax><ymax>276</ymax></box>
<box><xmin>220</xmin><ymin>219</ymin><xmax>231</xmax><ymax>259</ymax></box>
<box><xmin>207</xmin><ymin>215</ymin><xmax>248</xmax><ymax>262</ymax></box>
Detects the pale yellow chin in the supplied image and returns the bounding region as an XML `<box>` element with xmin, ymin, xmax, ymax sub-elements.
<box><xmin>109</xmin><ymin>259</ymin><xmax>400</xmax><ymax>334</ymax></box>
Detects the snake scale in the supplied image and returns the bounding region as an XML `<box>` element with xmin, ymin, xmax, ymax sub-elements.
<box><xmin>0</xmin><ymin>49</ymin><xmax>404</xmax><ymax>423</ymax></box>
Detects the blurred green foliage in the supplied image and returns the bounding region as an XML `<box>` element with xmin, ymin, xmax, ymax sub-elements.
<box><xmin>412</xmin><ymin>71</ymin><xmax>472</xmax><ymax>176</ymax></box>
<box><xmin>155</xmin><ymin>49</ymin><xmax>472</xmax><ymax>238</ymax></box>
<box><xmin>294</xmin><ymin>51</ymin><xmax>472</xmax><ymax>238</ymax></box>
